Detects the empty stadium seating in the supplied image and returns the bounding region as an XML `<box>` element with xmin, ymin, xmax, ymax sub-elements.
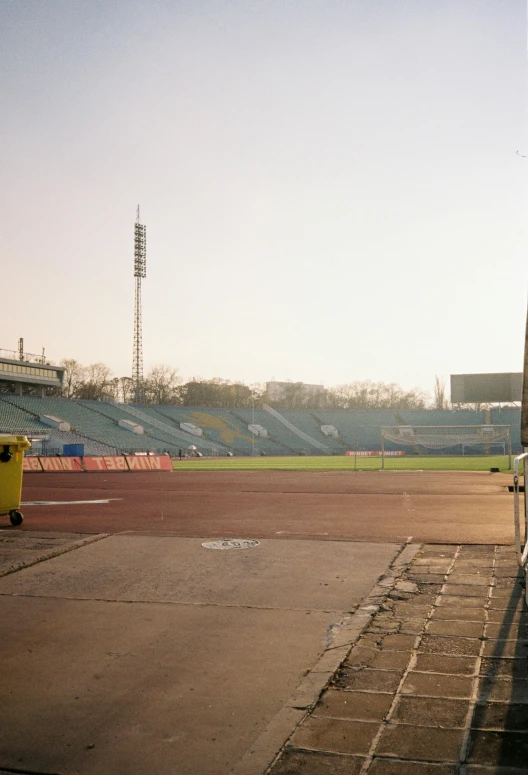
<box><xmin>150</xmin><ymin>406</ymin><xmax>287</xmax><ymax>456</ymax></box>
<box><xmin>3</xmin><ymin>396</ymin><xmax>173</xmax><ymax>453</ymax></box>
<box><xmin>398</xmin><ymin>410</ymin><xmax>486</xmax><ymax>427</ymax></box>
<box><xmin>230</xmin><ymin>408</ymin><xmax>320</xmax><ymax>453</ymax></box>
<box><xmin>280</xmin><ymin>410</ymin><xmax>347</xmax><ymax>454</ymax></box>
<box><xmin>78</xmin><ymin>400</ymin><xmax>221</xmax><ymax>455</ymax></box>
<box><xmin>0</xmin><ymin>399</ymin><xmax>52</xmax><ymax>434</ymax></box>
<box><xmin>0</xmin><ymin>396</ymin><xmax>520</xmax><ymax>456</ymax></box>
<box><xmin>313</xmin><ymin>410</ymin><xmax>399</xmax><ymax>450</ymax></box>
<box><xmin>39</xmin><ymin>429</ymin><xmax>115</xmax><ymax>456</ymax></box>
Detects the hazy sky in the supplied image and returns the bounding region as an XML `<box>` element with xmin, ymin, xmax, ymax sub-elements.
<box><xmin>2</xmin><ymin>0</ymin><xmax>527</xmax><ymax>397</ymax></box>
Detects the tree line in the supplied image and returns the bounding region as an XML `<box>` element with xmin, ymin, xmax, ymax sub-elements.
<box><xmin>58</xmin><ymin>359</ymin><xmax>437</xmax><ymax>410</ymax></box>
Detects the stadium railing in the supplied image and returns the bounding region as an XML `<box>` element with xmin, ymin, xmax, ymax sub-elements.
<box><xmin>513</xmin><ymin>453</ymin><xmax>528</xmax><ymax>605</ymax></box>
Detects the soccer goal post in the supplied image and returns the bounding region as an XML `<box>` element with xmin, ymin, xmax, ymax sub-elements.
<box><xmin>380</xmin><ymin>425</ymin><xmax>512</xmax><ymax>469</ymax></box>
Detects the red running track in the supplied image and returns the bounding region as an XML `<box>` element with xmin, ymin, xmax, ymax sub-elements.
<box><xmin>5</xmin><ymin>470</ymin><xmax>515</xmax><ymax>545</ymax></box>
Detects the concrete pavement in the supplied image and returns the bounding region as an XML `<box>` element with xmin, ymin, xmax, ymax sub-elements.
<box><xmin>0</xmin><ymin>533</ymin><xmax>401</xmax><ymax>775</ymax></box>
<box><xmin>2</xmin><ymin>530</ymin><xmax>525</xmax><ymax>773</ymax></box>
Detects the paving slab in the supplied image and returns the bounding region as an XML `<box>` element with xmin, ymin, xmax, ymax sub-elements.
<box><xmin>431</xmin><ymin>606</ymin><xmax>486</xmax><ymax>622</ymax></box>
<box><xmin>482</xmin><ymin>639</ymin><xmax>528</xmax><ymax>658</ymax></box>
<box><xmin>268</xmin><ymin>749</ymin><xmax>364</xmax><ymax>775</ymax></box>
<box><xmin>391</xmin><ymin>696</ymin><xmax>470</xmax><ymax>727</ymax></box>
<box><xmin>494</xmin><ymin>576</ymin><xmax>524</xmax><ymax>589</ymax></box>
<box><xmin>289</xmin><ymin>717</ymin><xmax>379</xmax><ymax>755</ymax></box>
<box><xmin>367</xmin><ymin>618</ymin><xmax>402</xmax><ymax>633</ymax></box>
<box><xmin>0</xmin><ymin>535</ymin><xmax>399</xmax><ymax>775</ymax></box>
<box><xmin>334</xmin><ymin>668</ymin><xmax>404</xmax><ymax>693</ymax></box>
<box><xmin>398</xmin><ymin>617</ymin><xmax>427</xmax><ymax>635</ymax></box>
<box><xmin>376</xmin><ymin>724</ymin><xmax>464</xmax><ymax>762</ymax></box>
<box><xmin>391</xmin><ymin>592</ymin><xmax>438</xmax><ymax>606</ymax></box>
<box><xmin>314</xmin><ymin>689</ymin><xmax>393</xmax><ymax>721</ymax></box>
<box><xmin>369</xmin><ymin>762</ymin><xmax>457</xmax><ymax>775</ymax></box>
<box><xmin>493</xmin><ymin>587</ymin><xmax>525</xmax><ymax>606</ymax></box>
<box><xmin>437</xmin><ymin>595</ymin><xmax>489</xmax><ymax>607</ymax></box>
<box><xmin>466</xmin><ymin>730</ymin><xmax>528</xmax><ymax>768</ymax></box>
<box><xmin>400</xmin><ymin>671</ymin><xmax>474</xmax><ymax>698</ymax></box>
<box><xmin>465</xmin><ymin>766</ymin><xmax>528</xmax><ymax>775</ymax></box>
<box><xmin>345</xmin><ymin>647</ymin><xmax>410</xmax><ymax>670</ymax></box>
<box><xmin>448</xmin><ymin>574</ymin><xmax>491</xmax><ymax>586</ymax></box>
<box><xmin>406</xmin><ymin>573</ymin><xmax>447</xmax><ymax>584</ymax></box>
<box><xmin>486</xmin><ymin>608</ymin><xmax>527</xmax><ymax>624</ymax></box>
<box><xmin>391</xmin><ymin>602</ymin><xmax>432</xmax><ymax>617</ymax></box>
<box><xmin>369</xmin><ymin>633</ymin><xmax>417</xmax><ymax>651</ymax></box>
<box><xmin>458</xmin><ymin>546</ymin><xmax>496</xmax><ymax>555</ymax></box>
<box><xmin>419</xmin><ymin>635</ymin><xmax>481</xmax><ymax>656</ymax></box>
<box><xmin>480</xmin><ymin>657</ymin><xmax>528</xmax><ymax>679</ymax></box>
<box><xmin>427</xmin><ymin>620</ymin><xmax>484</xmax><ymax>638</ymax></box>
<box><xmin>489</xmin><ymin>598</ymin><xmax>525</xmax><ymax>611</ymax></box>
<box><xmin>443</xmin><ymin>584</ymin><xmax>488</xmax><ymax>597</ymax></box>
<box><xmin>485</xmin><ymin>624</ymin><xmax>528</xmax><ymax>641</ymax></box>
<box><xmin>453</xmin><ymin>558</ymin><xmax>495</xmax><ymax>567</ymax></box>
<box><xmin>472</xmin><ymin>702</ymin><xmax>528</xmax><ymax>730</ymax></box>
<box><xmin>478</xmin><ymin>678</ymin><xmax>528</xmax><ymax>704</ymax></box>
<box><xmin>494</xmin><ymin>566</ymin><xmax>524</xmax><ymax>577</ymax></box>
<box><xmin>413</xmin><ymin>653</ymin><xmax>477</xmax><ymax>676</ymax></box>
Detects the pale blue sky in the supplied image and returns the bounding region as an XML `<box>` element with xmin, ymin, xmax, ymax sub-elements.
<box><xmin>1</xmin><ymin>0</ymin><xmax>526</xmax><ymax>396</ymax></box>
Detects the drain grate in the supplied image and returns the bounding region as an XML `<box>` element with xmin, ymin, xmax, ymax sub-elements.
<box><xmin>201</xmin><ymin>539</ymin><xmax>260</xmax><ymax>550</ymax></box>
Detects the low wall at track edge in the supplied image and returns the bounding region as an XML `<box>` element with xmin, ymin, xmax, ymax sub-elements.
<box><xmin>23</xmin><ymin>455</ymin><xmax>173</xmax><ymax>472</ymax></box>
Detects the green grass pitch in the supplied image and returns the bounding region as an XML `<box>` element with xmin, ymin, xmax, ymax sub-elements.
<box><xmin>173</xmin><ymin>455</ymin><xmax>513</xmax><ymax>472</ymax></box>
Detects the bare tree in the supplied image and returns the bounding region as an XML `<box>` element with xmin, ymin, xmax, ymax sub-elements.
<box><xmin>144</xmin><ymin>365</ymin><xmax>182</xmax><ymax>405</ymax></box>
<box><xmin>76</xmin><ymin>363</ymin><xmax>113</xmax><ymax>400</ymax></box>
<box><xmin>107</xmin><ymin>377</ymin><xmax>121</xmax><ymax>402</ymax></box>
<box><xmin>60</xmin><ymin>359</ymin><xmax>87</xmax><ymax>398</ymax></box>
<box><xmin>327</xmin><ymin>380</ymin><xmax>429</xmax><ymax>410</ymax></box>
<box><xmin>179</xmin><ymin>378</ymin><xmax>255</xmax><ymax>408</ymax></box>
<box><xmin>118</xmin><ymin>376</ymin><xmax>134</xmax><ymax>404</ymax></box>
<box><xmin>249</xmin><ymin>383</ymin><xmax>266</xmax><ymax>407</ymax></box>
<box><xmin>433</xmin><ymin>376</ymin><xmax>448</xmax><ymax>410</ymax></box>
<box><xmin>268</xmin><ymin>382</ymin><xmax>307</xmax><ymax>409</ymax></box>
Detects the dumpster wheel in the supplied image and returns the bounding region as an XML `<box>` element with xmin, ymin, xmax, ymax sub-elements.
<box><xmin>9</xmin><ymin>510</ymin><xmax>23</xmax><ymax>526</ymax></box>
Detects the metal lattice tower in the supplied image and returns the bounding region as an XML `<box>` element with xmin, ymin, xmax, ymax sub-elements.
<box><xmin>132</xmin><ymin>205</ymin><xmax>147</xmax><ymax>403</ymax></box>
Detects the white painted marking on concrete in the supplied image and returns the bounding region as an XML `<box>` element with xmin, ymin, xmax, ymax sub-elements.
<box><xmin>202</xmin><ymin>539</ymin><xmax>260</xmax><ymax>550</ymax></box>
<box><xmin>21</xmin><ymin>499</ymin><xmax>124</xmax><ymax>506</ymax></box>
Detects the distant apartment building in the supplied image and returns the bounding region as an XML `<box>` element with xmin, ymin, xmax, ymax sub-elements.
<box><xmin>266</xmin><ymin>381</ymin><xmax>326</xmax><ymax>403</ymax></box>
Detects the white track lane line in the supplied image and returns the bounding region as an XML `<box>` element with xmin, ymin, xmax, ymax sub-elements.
<box><xmin>21</xmin><ymin>499</ymin><xmax>124</xmax><ymax>506</ymax></box>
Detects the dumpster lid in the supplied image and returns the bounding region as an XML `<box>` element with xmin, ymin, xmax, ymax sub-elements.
<box><xmin>0</xmin><ymin>434</ymin><xmax>31</xmax><ymax>450</ymax></box>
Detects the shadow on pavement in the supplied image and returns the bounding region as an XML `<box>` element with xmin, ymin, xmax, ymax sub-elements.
<box><xmin>469</xmin><ymin>569</ymin><xmax>528</xmax><ymax>769</ymax></box>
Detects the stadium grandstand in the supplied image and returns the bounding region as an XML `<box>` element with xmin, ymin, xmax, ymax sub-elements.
<box><xmin>0</xmin><ymin>393</ymin><xmax>522</xmax><ymax>457</ymax></box>
<box><xmin>0</xmin><ymin>350</ymin><xmax>522</xmax><ymax>457</ymax></box>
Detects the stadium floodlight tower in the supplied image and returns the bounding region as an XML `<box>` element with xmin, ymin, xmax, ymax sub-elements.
<box><xmin>132</xmin><ymin>205</ymin><xmax>147</xmax><ymax>403</ymax></box>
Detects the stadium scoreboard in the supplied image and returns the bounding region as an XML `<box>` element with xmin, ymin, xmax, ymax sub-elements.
<box><xmin>450</xmin><ymin>372</ymin><xmax>522</xmax><ymax>404</ymax></box>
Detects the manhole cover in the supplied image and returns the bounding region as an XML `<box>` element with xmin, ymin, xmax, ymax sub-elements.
<box><xmin>202</xmin><ymin>539</ymin><xmax>260</xmax><ymax>550</ymax></box>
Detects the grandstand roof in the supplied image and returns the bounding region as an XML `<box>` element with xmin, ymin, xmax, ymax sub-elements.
<box><xmin>0</xmin><ymin>355</ymin><xmax>64</xmax><ymax>390</ymax></box>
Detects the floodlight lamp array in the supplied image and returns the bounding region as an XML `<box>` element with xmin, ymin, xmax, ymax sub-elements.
<box><xmin>134</xmin><ymin>223</ymin><xmax>147</xmax><ymax>278</ymax></box>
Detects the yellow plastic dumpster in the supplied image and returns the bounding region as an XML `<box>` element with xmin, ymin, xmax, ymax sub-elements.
<box><xmin>0</xmin><ymin>435</ymin><xmax>30</xmax><ymax>526</ymax></box>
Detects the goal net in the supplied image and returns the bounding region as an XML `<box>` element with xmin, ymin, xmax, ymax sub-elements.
<box><xmin>381</xmin><ymin>425</ymin><xmax>512</xmax><ymax>467</ymax></box>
